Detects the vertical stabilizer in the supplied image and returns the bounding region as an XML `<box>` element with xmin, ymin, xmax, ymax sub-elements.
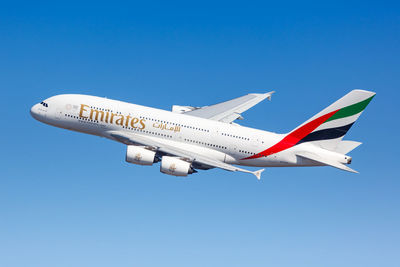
<box><xmin>291</xmin><ymin>89</ymin><xmax>375</xmax><ymax>151</ymax></box>
<box><xmin>242</xmin><ymin>90</ymin><xmax>375</xmax><ymax>160</ymax></box>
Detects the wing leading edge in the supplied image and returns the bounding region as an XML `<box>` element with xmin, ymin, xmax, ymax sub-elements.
<box><xmin>184</xmin><ymin>91</ymin><xmax>274</xmax><ymax>123</ymax></box>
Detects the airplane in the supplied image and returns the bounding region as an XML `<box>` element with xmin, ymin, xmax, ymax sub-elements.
<box><xmin>30</xmin><ymin>89</ymin><xmax>375</xmax><ymax>179</ymax></box>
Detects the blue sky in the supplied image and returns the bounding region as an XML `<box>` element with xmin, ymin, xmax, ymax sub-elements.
<box><xmin>0</xmin><ymin>1</ymin><xmax>399</xmax><ymax>266</ymax></box>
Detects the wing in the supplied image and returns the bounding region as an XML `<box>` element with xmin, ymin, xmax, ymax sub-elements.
<box><xmin>107</xmin><ymin>130</ymin><xmax>265</xmax><ymax>179</ymax></box>
<box><xmin>184</xmin><ymin>91</ymin><xmax>274</xmax><ymax>123</ymax></box>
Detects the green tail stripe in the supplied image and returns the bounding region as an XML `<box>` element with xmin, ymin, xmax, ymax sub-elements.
<box><xmin>325</xmin><ymin>95</ymin><xmax>375</xmax><ymax>122</ymax></box>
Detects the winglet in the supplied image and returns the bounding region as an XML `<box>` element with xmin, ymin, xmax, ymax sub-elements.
<box><xmin>253</xmin><ymin>169</ymin><xmax>265</xmax><ymax>180</ymax></box>
<box><xmin>266</xmin><ymin>91</ymin><xmax>275</xmax><ymax>101</ymax></box>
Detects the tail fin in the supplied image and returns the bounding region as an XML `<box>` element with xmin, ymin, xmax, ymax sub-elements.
<box><xmin>289</xmin><ymin>89</ymin><xmax>375</xmax><ymax>151</ymax></box>
<box><xmin>242</xmin><ymin>90</ymin><xmax>375</xmax><ymax>160</ymax></box>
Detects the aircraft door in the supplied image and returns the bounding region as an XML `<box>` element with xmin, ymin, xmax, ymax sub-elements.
<box><xmin>55</xmin><ymin>108</ymin><xmax>63</xmax><ymax>120</ymax></box>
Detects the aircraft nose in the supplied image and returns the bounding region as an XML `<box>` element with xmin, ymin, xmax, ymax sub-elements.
<box><xmin>30</xmin><ymin>103</ymin><xmax>40</xmax><ymax>120</ymax></box>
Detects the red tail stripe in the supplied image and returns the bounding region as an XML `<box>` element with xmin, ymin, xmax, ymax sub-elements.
<box><xmin>242</xmin><ymin>109</ymin><xmax>340</xmax><ymax>160</ymax></box>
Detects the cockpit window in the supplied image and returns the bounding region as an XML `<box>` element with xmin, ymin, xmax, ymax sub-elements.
<box><xmin>40</xmin><ymin>102</ymin><xmax>48</xmax><ymax>107</ymax></box>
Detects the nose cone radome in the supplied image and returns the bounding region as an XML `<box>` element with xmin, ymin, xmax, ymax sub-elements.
<box><xmin>30</xmin><ymin>103</ymin><xmax>41</xmax><ymax>120</ymax></box>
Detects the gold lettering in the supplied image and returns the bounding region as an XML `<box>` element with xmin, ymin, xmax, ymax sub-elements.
<box><xmin>116</xmin><ymin>115</ymin><xmax>125</xmax><ymax>126</ymax></box>
<box><xmin>105</xmin><ymin>111</ymin><xmax>109</xmax><ymax>123</ymax></box>
<box><xmin>90</xmin><ymin>109</ymin><xmax>104</xmax><ymax>121</ymax></box>
<box><xmin>130</xmin><ymin>117</ymin><xmax>139</xmax><ymax>128</ymax></box>
<box><xmin>110</xmin><ymin>113</ymin><xmax>116</xmax><ymax>124</ymax></box>
<box><xmin>79</xmin><ymin>104</ymin><xmax>89</xmax><ymax>118</ymax></box>
<box><xmin>125</xmin><ymin>115</ymin><xmax>132</xmax><ymax>127</ymax></box>
<box><xmin>139</xmin><ymin>119</ymin><xmax>146</xmax><ymax>129</ymax></box>
<box><xmin>78</xmin><ymin>106</ymin><xmax>146</xmax><ymax>129</ymax></box>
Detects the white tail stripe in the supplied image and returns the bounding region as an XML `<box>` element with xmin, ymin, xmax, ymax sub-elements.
<box><xmin>313</xmin><ymin>111</ymin><xmax>362</xmax><ymax>132</ymax></box>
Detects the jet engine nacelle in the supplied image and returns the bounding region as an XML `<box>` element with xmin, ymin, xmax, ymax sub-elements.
<box><xmin>160</xmin><ymin>156</ymin><xmax>195</xmax><ymax>177</ymax></box>
<box><xmin>126</xmin><ymin>145</ymin><xmax>157</xmax><ymax>166</ymax></box>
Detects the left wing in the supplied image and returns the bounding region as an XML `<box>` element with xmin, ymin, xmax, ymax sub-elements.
<box><xmin>107</xmin><ymin>130</ymin><xmax>265</xmax><ymax>179</ymax></box>
<box><xmin>183</xmin><ymin>91</ymin><xmax>274</xmax><ymax>123</ymax></box>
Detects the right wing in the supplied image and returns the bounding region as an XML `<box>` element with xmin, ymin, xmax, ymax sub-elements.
<box><xmin>183</xmin><ymin>92</ymin><xmax>274</xmax><ymax>123</ymax></box>
<box><xmin>107</xmin><ymin>130</ymin><xmax>265</xmax><ymax>179</ymax></box>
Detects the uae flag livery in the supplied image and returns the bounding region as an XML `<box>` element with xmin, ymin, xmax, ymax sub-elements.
<box><xmin>243</xmin><ymin>90</ymin><xmax>375</xmax><ymax>160</ymax></box>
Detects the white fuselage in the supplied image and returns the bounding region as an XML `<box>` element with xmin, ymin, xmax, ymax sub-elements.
<box><xmin>30</xmin><ymin>94</ymin><xmax>323</xmax><ymax>168</ymax></box>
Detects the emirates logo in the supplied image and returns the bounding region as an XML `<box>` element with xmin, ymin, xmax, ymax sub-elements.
<box><xmin>169</xmin><ymin>163</ymin><xmax>177</xmax><ymax>173</ymax></box>
<box><xmin>134</xmin><ymin>153</ymin><xmax>142</xmax><ymax>161</ymax></box>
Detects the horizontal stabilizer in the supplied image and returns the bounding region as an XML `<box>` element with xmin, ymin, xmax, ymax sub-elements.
<box><xmin>334</xmin><ymin>140</ymin><xmax>362</xmax><ymax>154</ymax></box>
<box><xmin>296</xmin><ymin>151</ymin><xmax>358</xmax><ymax>173</ymax></box>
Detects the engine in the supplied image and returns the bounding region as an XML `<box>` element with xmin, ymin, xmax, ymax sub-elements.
<box><xmin>160</xmin><ymin>156</ymin><xmax>195</xmax><ymax>177</ymax></box>
<box><xmin>125</xmin><ymin>145</ymin><xmax>157</xmax><ymax>166</ymax></box>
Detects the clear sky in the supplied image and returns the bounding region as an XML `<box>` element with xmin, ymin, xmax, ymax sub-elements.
<box><xmin>0</xmin><ymin>1</ymin><xmax>399</xmax><ymax>266</ymax></box>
